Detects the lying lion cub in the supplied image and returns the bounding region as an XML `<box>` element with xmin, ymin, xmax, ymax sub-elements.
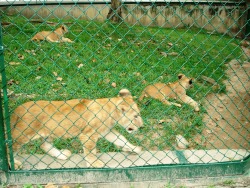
<box><xmin>10</xmin><ymin>89</ymin><xmax>143</xmax><ymax>169</ymax></box>
<box><xmin>139</xmin><ymin>74</ymin><xmax>200</xmax><ymax>111</ymax></box>
<box><xmin>31</xmin><ymin>25</ymin><xmax>73</xmax><ymax>43</ymax></box>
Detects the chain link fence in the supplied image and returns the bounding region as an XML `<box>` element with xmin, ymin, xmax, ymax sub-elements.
<box><xmin>0</xmin><ymin>0</ymin><xmax>249</xmax><ymax>183</ymax></box>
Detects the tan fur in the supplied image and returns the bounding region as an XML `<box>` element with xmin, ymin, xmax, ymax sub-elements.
<box><xmin>139</xmin><ymin>74</ymin><xmax>200</xmax><ymax>111</ymax></box>
<box><xmin>10</xmin><ymin>89</ymin><xmax>143</xmax><ymax>169</ymax></box>
<box><xmin>31</xmin><ymin>25</ymin><xmax>73</xmax><ymax>43</ymax></box>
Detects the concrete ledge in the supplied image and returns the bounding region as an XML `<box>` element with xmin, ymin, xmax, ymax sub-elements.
<box><xmin>184</xmin><ymin>149</ymin><xmax>249</xmax><ymax>163</ymax></box>
<box><xmin>15</xmin><ymin>149</ymin><xmax>249</xmax><ymax>170</ymax></box>
<box><xmin>4</xmin><ymin>155</ymin><xmax>249</xmax><ymax>185</ymax></box>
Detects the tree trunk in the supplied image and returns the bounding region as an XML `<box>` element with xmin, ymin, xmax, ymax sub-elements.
<box><xmin>107</xmin><ymin>0</ymin><xmax>122</xmax><ymax>22</ymax></box>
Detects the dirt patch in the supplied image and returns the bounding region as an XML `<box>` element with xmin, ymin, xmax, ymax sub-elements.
<box><xmin>196</xmin><ymin>59</ymin><xmax>250</xmax><ymax>149</ymax></box>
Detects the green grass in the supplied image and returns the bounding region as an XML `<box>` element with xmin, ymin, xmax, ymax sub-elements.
<box><xmin>1</xmin><ymin>14</ymin><xmax>244</xmax><ymax>154</ymax></box>
<box><xmin>23</xmin><ymin>184</ymin><xmax>43</xmax><ymax>188</ymax></box>
<box><xmin>221</xmin><ymin>180</ymin><xmax>235</xmax><ymax>186</ymax></box>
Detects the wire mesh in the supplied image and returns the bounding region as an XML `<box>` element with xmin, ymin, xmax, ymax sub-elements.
<box><xmin>0</xmin><ymin>0</ymin><xmax>249</xmax><ymax>171</ymax></box>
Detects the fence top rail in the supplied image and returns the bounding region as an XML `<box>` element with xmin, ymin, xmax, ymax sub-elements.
<box><xmin>0</xmin><ymin>0</ymin><xmax>247</xmax><ymax>7</ymax></box>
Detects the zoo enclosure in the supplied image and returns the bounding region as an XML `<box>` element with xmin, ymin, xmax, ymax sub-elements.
<box><xmin>0</xmin><ymin>0</ymin><xmax>250</xmax><ymax>185</ymax></box>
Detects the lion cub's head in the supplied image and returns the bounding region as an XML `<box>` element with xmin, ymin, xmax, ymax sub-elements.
<box><xmin>55</xmin><ymin>25</ymin><xmax>69</xmax><ymax>35</ymax></box>
<box><xmin>117</xmin><ymin>89</ymin><xmax>143</xmax><ymax>133</ymax></box>
<box><xmin>178</xmin><ymin>73</ymin><xmax>194</xmax><ymax>89</ymax></box>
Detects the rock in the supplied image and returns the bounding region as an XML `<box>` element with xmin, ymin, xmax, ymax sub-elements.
<box><xmin>111</xmin><ymin>82</ymin><xmax>117</xmax><ymax>88</ymax></box>
<box><xmin>168</xmin><ymin>52</ymin><xmax>178</xmax><ymax>56</ymax></box>
<box><xmin>158</xmin><ymin>119</ymin><xmax>173</xmax><ymax>124</ymax></box>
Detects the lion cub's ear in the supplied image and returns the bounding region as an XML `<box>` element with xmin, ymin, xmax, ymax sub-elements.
<box><xmin>61</xmin><ymin>25</ymin><xmax>67</xmax><ymax>32</ymax></box>
<box><xmin>189</xmin><ymin>78</ymin><xmax>193</xmax><ymax>85</ymax></box>
<box><xmin>178</xmin><ymin>74</ymin><xmax>185</xmax><ymax>79</ymax></box>
<box><xmin>119</xmin><ymin>89</ymin><xmax>131</xmax><ymax>97</ymax></box>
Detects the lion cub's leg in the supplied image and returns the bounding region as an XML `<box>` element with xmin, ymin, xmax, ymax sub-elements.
<box><xmin>46</xmin><ymin>36</ymin><xmax>60</xmax><ymax>43</ymax></box>
<box><xmin>61</xmin><ymin>37</ymin><xmax>74</xmax><ymax>43</ymax></box>
<box><xmin>79</xmin><ymin>133</ymin><xmax>104</xmax><ymax>168</ymax></box>
<box><xmin>8</xmin><ymin>149</ymin><xmax>23</xmax><ymax>170</ymax></box>
<box><xmin>11</xmin><ymin>132</ymin><xmax>33</xmax><ymax>169</ymax></box>
<box><xmin>161</xmin><ymin>99</ymin><xmax>182</xmax><ymax>107</ymax></box>
<box><xmin>178</xmin><ymin>95</ymin><xmax>200</xmax><ymax>111</ymax></box>
<box><xmin>154</xmin><ymin>93</ymin><xmax>181</xmax><ymax>107</ymax></box>
<box><xmin>104</xmin><ymin>130</ymin><xmax>142</xmax><ymax>154</ymax></box>
<box><xmin>41</xmin><ymin>139</ymin><xmax>72</xmax><ymax>160</ymax></box>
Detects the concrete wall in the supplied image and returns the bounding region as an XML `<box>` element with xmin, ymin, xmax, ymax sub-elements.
<box><xmin>1</xmin><ymin>3</ymin><xmax>248</xmax><ymax>37</ymax></box>
<box><xmin>122</xmin><ymin>4</ymin><xmax>247</xmax><ymax>37</ymax></box>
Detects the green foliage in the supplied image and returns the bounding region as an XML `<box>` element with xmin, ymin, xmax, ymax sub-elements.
<box><xmin>23</xmin><ymin>185</ymin><xmax>33</xmax><ymax>188</ymax></box>
<box><xmin>23</xmin><ymin>184</ymin><xmax>42</xmax><ymax>188</ymax></box>
<box><xmin>222</xmin><ymin>180</ymin><xmax>235</xmax><ymax>186</ymax></box>
<box><xmin>207</xmin><ymin>185</ymin><xmax>215</xmax><ymax>188</ymax></box>
<box><xmin>1</xmin><ymin>184</ymin><xmax>8</xmax><ymax>188</ymax></box>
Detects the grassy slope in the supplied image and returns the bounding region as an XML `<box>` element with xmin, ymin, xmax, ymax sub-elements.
<box><xmin>1</xmin><ymin>14</ymin><xmax>244</xmax><ymax>153</ymax></box>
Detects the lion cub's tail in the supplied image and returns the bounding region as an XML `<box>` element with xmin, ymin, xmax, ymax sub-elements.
<box><xmin>31</xmin><ymin>32</ymin><xmax>45</xmax><ymax>42</ymax></box>
<box><xmin>138</xmin><ymin>91</ymin><xmax>146</xmax><ymax>101</ymax></box>
<box><xmin>10</xmin><ymin>112</ymin><xmax>19</xmax><ymax>128</ymax></box>
<box><xmin>31</xmin><ymin>36</ymin><xmax>37</xmax><ymax>42</ymax></box>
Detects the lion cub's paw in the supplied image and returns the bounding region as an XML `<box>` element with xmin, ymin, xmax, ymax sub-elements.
<box><xmin>133</xmin><ymin>146</ymin><xmax>142</xmax><ymax>154</ymax></box>
<box><xmin>175</xmin><ymin>103</ymin><xmax>182</xmax><ymax>107</ymax></box>
<box><xmin>123</xmin><ymin>146</ymin><xmax>142</xmax><ymax>154</ymax></box>
<box><xmin>87</xmin><ymin>160</ymin><xmax>105</xmax><ymax>168</ymax></box>
<box><xmin>57</xmin><ymin>149</ymin><xmax>72</xmax><ymax>160</ymax></box>
<box><xmin>122</xmin><ymin>146</ymin><xmax>142</xmax><ymax>154</ymax></box>
<box><xmin>14</xmin><ymin>159</ymin><xmax>22</xmax><ymax>170</ymax></box>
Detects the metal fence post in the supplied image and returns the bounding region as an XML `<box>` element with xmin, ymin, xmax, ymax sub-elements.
<box><xmin>0</xmin><ymin>21</ymin><xmax>8</xmax><ymax>174</ymax></box>
<box><xmin>0</xmin><ymin>91</ymin><xmax>8</xmax><ymax>183</ymax></box>
<box><xmin>0</xmin><ymin>17</ymin><xmax>14</xmax><ymax>172</ymax></box>
<box><xmin>246</xmin><ymin>2</ymin><xmax>250</xmax><ymax>38</ymax></box>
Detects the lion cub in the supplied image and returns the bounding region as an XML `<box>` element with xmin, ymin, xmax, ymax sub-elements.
<box><xmin>31</xmin><ymin>25</ymin><xmax>73</xmax><ymax>43</ymax></box>
<box><xmin>139</xmin><ymin>74</ymin><xmax>200</xmax><ymax>111</ymax></box>
<box><xmin>10</xmin><ymin>89</ymin><xmax>143</xmax><ymax>169</ymax></box>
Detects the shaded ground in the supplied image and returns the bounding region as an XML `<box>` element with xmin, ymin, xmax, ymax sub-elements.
<box><xmin>196</xmin><ymin>58</ymin><xmax>250</xmax><ymax>149</ymax></box>
<box><xmin>6</xmin><ymin>176</ymin><xmax>250</xmax><ymax>188</ymax></box>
